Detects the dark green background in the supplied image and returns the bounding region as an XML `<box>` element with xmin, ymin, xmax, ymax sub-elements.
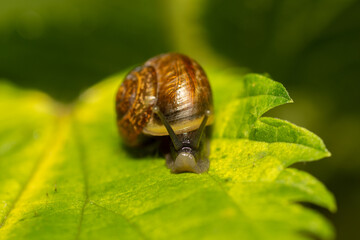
<box><xmin>1</xmin><ymin>0</ymin><xmax>359</xmax><ymax>239</ymax></box>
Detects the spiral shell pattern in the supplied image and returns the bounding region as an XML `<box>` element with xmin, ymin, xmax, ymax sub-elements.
<box><xmin>116</xmin><ymin>65</ymin><xmax>157</xmax><ymax>146</ymax></box>
<box><xmin>116</xmin><ymin>53</ymin><xmax>213</xmax><ymax>146</ymax></box>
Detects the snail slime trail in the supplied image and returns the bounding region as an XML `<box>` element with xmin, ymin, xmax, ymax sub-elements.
<box><xmin>116</xmin><ymin>53</ymin><xmax>214</xmax><ymax>173</ymax></box>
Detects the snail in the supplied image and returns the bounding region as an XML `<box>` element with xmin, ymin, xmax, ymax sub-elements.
<box><xmin>115</xmin><ymin>53</ymin><xmax>214</xmax><ymax>173</ymax></box>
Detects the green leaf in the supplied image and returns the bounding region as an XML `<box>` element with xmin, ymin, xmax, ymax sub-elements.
<box><xmin>0</xmin><ymin>71</ymin><xmax>335</xmax><ymax>239</ymax></box>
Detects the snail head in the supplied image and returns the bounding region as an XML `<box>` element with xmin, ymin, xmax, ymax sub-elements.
<box><xmin>153</xmin><ymin>106</ymin><xmax>210</xmax><ymax>173</ymax></box>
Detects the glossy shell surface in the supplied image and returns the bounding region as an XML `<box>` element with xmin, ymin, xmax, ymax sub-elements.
<box><xmin>116</xmin><ymin>53</ymin><xmax>213</xmax><ymax>146</ymax></box>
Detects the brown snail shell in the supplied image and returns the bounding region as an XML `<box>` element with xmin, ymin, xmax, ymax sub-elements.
<box><xmin>115</xmin><ymin>53</ymin><xmax>213</xmax><ymax>173</ymax></box>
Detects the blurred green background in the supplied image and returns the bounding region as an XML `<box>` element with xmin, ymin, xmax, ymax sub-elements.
<box><xmin>1</xmin><ymin>0</ymin><xmax>359</xmax><ymax>239</ymax></box>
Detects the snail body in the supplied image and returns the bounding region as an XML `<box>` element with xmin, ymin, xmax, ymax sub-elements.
<box><xmin>116</xmin><ymin>53</ymin><xmax>213</xmax><ymax>173</ymax></box>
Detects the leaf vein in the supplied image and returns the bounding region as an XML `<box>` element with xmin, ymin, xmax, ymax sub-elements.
<box><xmin>0</xmin><ymin>116</ymin><xmax>69</xmax><ymax>229</ymax></box>
<box><xmin>90</xmin><ymin>201</ymin><xmax>149</xmax><ymax>240</ymax></box>
<box><xmin>74</xmin><ymin>121</ymin><xmax>89</xmax><ymax>240</ymax></box>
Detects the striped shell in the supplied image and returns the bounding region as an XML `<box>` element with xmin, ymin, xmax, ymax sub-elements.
<box><xmin>115</xmin><ymin>53</ymin><xmax>213</xmax><ymax>146</ymax></box>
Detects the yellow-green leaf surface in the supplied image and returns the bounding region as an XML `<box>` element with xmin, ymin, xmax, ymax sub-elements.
<box><xmin>0</xmin><ymin>71</ymin><xmax>335</xmax><ymax>240</ymax></box>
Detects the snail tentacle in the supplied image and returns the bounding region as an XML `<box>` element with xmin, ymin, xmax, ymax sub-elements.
<box><xmin>191</xmin><ymin>110</ymin><xmax>211</xmax><ymax>149</ymax></box>
<box><xmin>153</xmin><ymin>106</ymin><xmax>183</xmax><ymax>151</ymax></box>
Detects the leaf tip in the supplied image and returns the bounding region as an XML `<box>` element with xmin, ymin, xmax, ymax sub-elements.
<box><xmin>325</xmin><ymin>149</ymin><xmax>331</xmax><ymax>157</ymax></box>
<box><xmin>277</xmin><ymin>81</ymin><xmax>293</xmax><ymax>104</ymax></box>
